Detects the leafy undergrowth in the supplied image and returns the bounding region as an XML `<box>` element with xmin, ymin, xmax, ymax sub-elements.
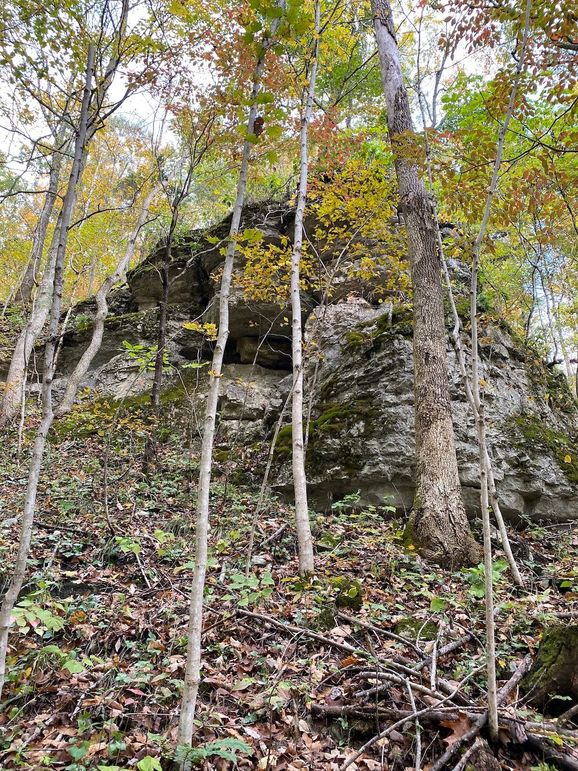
<box><xmin>1</xmin><ymin>410</ymin><xmax>578</xmax><ymax>770</ymax></box>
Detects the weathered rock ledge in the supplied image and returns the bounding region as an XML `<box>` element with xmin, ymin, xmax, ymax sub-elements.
<box><xmin>35</xmin><ymin>202</ymin><xmax>578</xmax><ymax>522</ymax></box>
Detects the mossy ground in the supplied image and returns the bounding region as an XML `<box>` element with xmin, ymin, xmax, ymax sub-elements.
<box><xmin>521</xmin><ymin>625</ymin><xmax>578</xmax><ymax>712</ymax></box>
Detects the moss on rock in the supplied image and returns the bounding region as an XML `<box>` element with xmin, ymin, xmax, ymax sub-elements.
<box><xmin>510</xmin><ymin>413</ymin><xmax>578</xmax><ymax>484</ymax></box>
<box><xmin>521</xmin><ymin>625</ymin><xmax>578</xmax><ymax>713</ymax></box>
<box><xmin>394</xmin><ymin>617</ymin><xmax>438</xmax><ymax>641</ymax></box>
<box><xmin>330</xmin><ymin>576</ymin><xmax>364</xmax><ymax>611</ymax></box>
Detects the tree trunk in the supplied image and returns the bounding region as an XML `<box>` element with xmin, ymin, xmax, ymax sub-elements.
<box><xmin>55</xmin><ymin>187</ymin><xmax>156</xmax><ymax>417</ymax></box>
<box><xmin>1</xmin><ymin>217</ymin><xmax>62</xmax><ymax>426</ymax></box>
<box><xmin>0</xmin><ymin>0</ymin><xmax>129</xmax><ymax>427</ymax></box>
<box><xmin>468</xmin><ymin>0</ymin><xmax>531</xmax><ymax>738</ymax></box>
<box><xmin>0</xmin><ymin>44</ymin><xmax>94</xmax><ymax>700</ymax></box>
<box><xmin>177</xmin><ymin>13</ymin><xmax>283</xmax><ymax>748</ymax></box>
<box><xmin>14</xmin><ymin>123</ymin><xmax>68</xmax><ymax>305</ymax></box>
<box><xmin>415</xmin><ymin>48</ymin><xmax>522</xmax><ymax>588</ymax></box>
<box><xmin>370</xmin><ymin>0</ymin><xmax>479</xmax><ymax>566</ymax></box>
<box><xmin>142</xmin><ymin>237</ymin><xmax>171</xmax><ymax>474</ymax></box>
<box><xmin>290</xmin><ymin>0</ymin><xmax>319</xmax><ymax>577</ymax></box>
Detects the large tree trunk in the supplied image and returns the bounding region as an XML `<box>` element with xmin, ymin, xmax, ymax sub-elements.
<box><xmin>370</xmin><ymin>0</ymin><xmax>479</xmax><ymax>566</ymax></box>
<box><xmin>290</xmin><ymin>0</ymin><xmax>320</xmax><ymax>577</ymax></box>
<box><xmin>0</xmin><ymin>44</ymin><xmax>94</xmax><ymax>699</ymax></box>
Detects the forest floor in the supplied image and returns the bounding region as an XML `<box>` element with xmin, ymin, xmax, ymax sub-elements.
<box><xmin>1</xmin><ymin>402</ymin><xmax>578</xmax><ymax>770</ymax></box>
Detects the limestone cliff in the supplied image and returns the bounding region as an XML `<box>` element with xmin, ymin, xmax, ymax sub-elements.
<box><xmin>51</xmin><ymin>202</ymin><xmax>578</xmax><ymax>522</ymax></box>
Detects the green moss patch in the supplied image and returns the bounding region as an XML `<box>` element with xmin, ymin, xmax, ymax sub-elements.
<box><xmin>330</xmin><ymin>576</ymin><xmax>364</xmax><ymax>611</ymax></box>
<box><xmin>525</xmin><ymin>355</ymin><xmax>577</xmax><ymax>414</ymax></box>
<box><xmin>394</xmin><ymin>617</ymin><xmax>438</xmax><ymax>641</ymax></box>
<box><xmin>521</xmin><ymin>625</ymin><xmax>578</xmax><ymax>712</ymax></box>
<box><xmin>510</xmin><ymin>413</ymin><xmax>578</xmax><ymax>484</ymax></box>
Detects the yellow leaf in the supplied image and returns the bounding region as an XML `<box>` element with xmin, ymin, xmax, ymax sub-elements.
<box><xmin>564</xmin><ymin>454</ymin><xmax>572</xmax><ymax>464</ymax></box>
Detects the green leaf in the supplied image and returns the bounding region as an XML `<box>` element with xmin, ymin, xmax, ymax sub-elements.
<box><xmin>68</xmin><ymin>742</ymin><xmax>89</xmax><ymax>761</ymax></box>
<box><xmin>265</xmin><ymin>124</ymin><xmax>282</xmax><ymax>139</ymax></box>
<box><xmin>255</xmin><ymin>91</ymin><xmax>275</xmax><ymax>105</ymax></box>
<box><xmin>137</xmin><ymin>757</ymin><xmax>163</xmax><ymax>771</ymax></box>
<box><xmin>430</xmin><ymin>596</ymin><xmax>448</xmax><ymax>612</ymax></box>
<box><xmin>232</xmin><ymin>677</ymin><xmax>256</xmax><ymax>691</ymax></box>
<box><xmin>63</xmin><ymin>658</ymin><xmax>85</xmax><ymax>674</ymax></box>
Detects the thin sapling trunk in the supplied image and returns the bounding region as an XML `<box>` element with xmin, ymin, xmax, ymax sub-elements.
<box><xmin>290</xmin><ymin>0</ymin><xmax>320</xmax><ymax>577</ymax></box>
<box><xmin>177</xmin><ymin>12</ymin><xmax>283</xmax><ymax>747</ymax></box>
<box><xmin>55</xmin><ymin>186</ymin><xmax>157</xmax><ymax>416</ymax></box>
<box><xmin>468</xmin><ymin>0</ymin><xmax>531</xmax><ymax>739</ymax></box>
<box><xmin>0</xmin><ymin>45</ymin><xmax>94</xmax><ymax>699</ymax></box>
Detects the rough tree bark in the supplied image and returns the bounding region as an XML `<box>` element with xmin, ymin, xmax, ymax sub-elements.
<box><xmin>414</xmin><ymin>35</ymin><xmax>523</xmax><ymax>588</ymax></box>
<box><xmin>0</xmin><ymin>44</ymin><xmax>94</xmax><ymax>700</ymax></box>
<box><xmin>55</xmin><ymin>186</ymin><xmax>157</xmax><ymax>417</ymax></box>
<box><xmin>290</xmin><ymin>0</ymin><xmax>320</xmax><ymax>577</ymax></box>
<box><xmin>371</xmin><ymin>0</ymin><xmax>479</xmax><ymax>566</ymax></box>
<box><xmin>177</xmin><ymin>13</ymin><xmax>283</xmax><ymax>747</ymax></box>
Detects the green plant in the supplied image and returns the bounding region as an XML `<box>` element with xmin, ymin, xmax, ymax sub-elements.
<box><xmin>174</xmin><ymin>738</ymin><xmax>251</xmax><ymax>769</ymax></box>
<box><xmin>137</xmin><ymin>757</ymin><xmax>163</xmax><ymax>771</ymax></box>
<box><xmin>121</xmin><ymin>340</ymin><xmax>171</xmax><ymax>372</ymax></box>
<box><xmin>331</xmin><ymin>490</ymin><xmax>361</xmax><ymax>512</ymax></box>
<box><xmin>464</xmin><ymin>559</ymin><xmax>508</xmax><ymax>598</ymax></box>
<box><xmin>223</xmin><ymin>570</ymin><xmax>274</xmax><ymax>606</ymax></box>
<box><xmin>114</xmin><ymin>536</ymin><xmax>142</xmax><ymax>555</ymax></box>
<box><xmin>12</xmin><ymin>595</ymin><xmax>66</xmax><ymax>636</ymax></box>
<box><xmin>34</xmin><ymin>644</ymin><xmax>90</xmax><ymax>674</ymax></box>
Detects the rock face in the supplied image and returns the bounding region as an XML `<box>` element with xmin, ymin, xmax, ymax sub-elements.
<box><xmin>297</xmin><ymin>302</ymin><xmax>578</xmax><ymax>522</ymax></box>
<box><xmin>52</xmin><ymin>202</ymin><xmax>578</xmax><ymax>523</ymax></box>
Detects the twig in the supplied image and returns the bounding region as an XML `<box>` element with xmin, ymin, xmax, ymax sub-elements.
<box><xmin>135</xmin><ymin>552</ymin><xmax>152</xmax><ymax>589</ymax></box>
<box><xmin>429</xmin><ymin>654</ymin><xmax>532</xmax><ymax>771</ymax></box>
<box><xmin>262</xmin><ymin>524</ymin><xmax>288</xmax><ymax>547</ymax></box>
<box><xmin>430</xmin><ymin>636</ymin><xmax>438</xmax><ymax>693</ymax></box>
<box><xmin>524</xmin><ymin>733</ymin><xmax>578</xmax><ymax>770</ymax></box>
<box><xmin>558</xmin><ymin>703</ymin><xmax>578</xmax><ymax>724</ymax></box>
<box><xmin>339</xmin><ymin>677</ymin><xmax>472</xmax><ymax>771</ymax></box>
<box><xmin>406</xmin><ymin>678</ymin><xmax>422</xmax><ymax>771</ymax></box>
<box><xmin>355</xmin><ymin>671</ymin><xmax>459</xmax><ymax>704</ymax></box>
<box><xmin>35</xmin><ymin>519</ymin><xmax>85</xmax><ymax>535</ymax></box>
<box><xmin>450</xmin><ymin>737</ymin><xmax>483</xmax><ymax>771</ymax></box>
<box><xmin>237</xmin><ymin>608</ymin><xmax>360</xmax><ymax>655</ymax></box>
<box><xmin>311</xmin><ymin>703</ymin><xmax>460</xmax><ymax>723</ymax></box>
<box><xmin>336</xmin><ymin>611</ymin><xmax>421</xmax><ymax>653</ymax></box>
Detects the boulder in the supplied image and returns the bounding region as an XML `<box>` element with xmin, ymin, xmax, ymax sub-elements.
<box><xmin>521</xmin><ymin>626</ymin><xmax>578</xmax><ymax>713</ymax></box>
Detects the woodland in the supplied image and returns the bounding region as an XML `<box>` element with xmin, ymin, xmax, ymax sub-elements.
<box><xmin>0</xmin><ymin>0</ymin><xmax>578</xmax><ymax>769</ymax></box>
